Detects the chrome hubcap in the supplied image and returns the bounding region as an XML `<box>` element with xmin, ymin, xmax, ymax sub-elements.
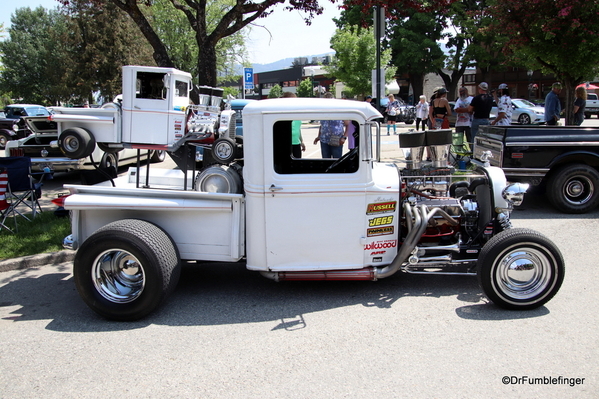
<box><xmin>495</xmin><ymin>246</ymin><xmax>552</xmax><ymax>300</ymax></box>
<box><xmin>92</xmin><ymin>249</ymin><xmax>145</xmax><ymax>303</ymax></box>
<box><xmin>214</xmin><ymin>142</ymin><xmax>233</xmax><ymax>159</ymax></box>
<box><xmin>564</xmin><ymin>176</ymin><xmax>593</xmax><ymax>204</ymax></box>
<box><xmin>63</xmin><ymin>136</ymin><xmax>80</xmax><ymax>153</ymax></box>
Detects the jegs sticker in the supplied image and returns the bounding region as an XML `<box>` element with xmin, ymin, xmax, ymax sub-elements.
<box><xmin>366</xmin><ymin>201</ymin><xmax>396</xmax><ymax>215</ymax></box>
<box><xmin>368</xmin><ymin>215</ymin><xmax>393</xmax><ymax>227</ymax></box>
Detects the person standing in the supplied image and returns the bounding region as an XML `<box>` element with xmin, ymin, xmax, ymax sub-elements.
<box><xmin>415</xmin><ymin>95</ymin><xmax>429</xmax><ymax>131</ymax></box>
<box><xmin>313</xmin><ymin>92</ymin><xmax>347</xmax><ymax>158</ymax></box>
<box><xmin>544</xmin><ymin>82</ymin><xmax>562</xmax><ymax>125</ymax></box>
<box><xmin>453</xmin><ymin>87</ymin><xmax>473</xmax><ymax>142</ymax></box>
<box><xmin>385</xmin><ymin>94</ymin><xmax>400</xmax><ymax>135</ymax></box>
<box><xmin>314</xmin><ymin>120</ymin><xmax>347</xmax><ymax>158</ymax></box>
<box><xmin>491</xmin><ymin>83</ymin><xmax>512</xmax><ymax>126</ymax></box>
<box><xmin>428</xmin><ymin>88</ymin><xmax>451</xmax><ymax>129</ymax></box>
<box><xmin>467</xmin><ymin>82</ymin><xmax>494</xmax><ymax>144</ymax></box>
<box><xmin>572</xmin><ymin>86</ymin><xmax>587</xmax><ymax>126</ymax></box>
<box><xmin>281</xmin><ymin>92</ymin><xmax>305</xmax><ymax>157</ymax></box>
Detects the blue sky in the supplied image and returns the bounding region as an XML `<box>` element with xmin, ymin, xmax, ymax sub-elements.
<box><xmin>1</xmin><ymin>0</ymin><xmax>340</xmax><ymax>65</ymax></box>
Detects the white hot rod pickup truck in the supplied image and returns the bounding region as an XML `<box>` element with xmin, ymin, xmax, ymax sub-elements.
<box><xmin>55</xmin><ymin>66</ymin><xmax>565</xmax><ymax>320</ymax></box>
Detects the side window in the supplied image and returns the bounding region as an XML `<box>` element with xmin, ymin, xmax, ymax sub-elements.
<box><xmin>136</xmin><ymin>72</ymin><xmax>166</xmax><ymax>99</ymax></box>
<box><xmin>175</xmin><ymin>80</ymin><xmax>188</xmax><ymax>97</ymax></box>
<box><xmin>7</xmin><ymin>108</ymin><xmax>25</xmax><ymax>118</ymax></box>
<box><xmin>273</xmin><ymin>119</ymin><xmax>359</xmax><ymax>174</ymax></box>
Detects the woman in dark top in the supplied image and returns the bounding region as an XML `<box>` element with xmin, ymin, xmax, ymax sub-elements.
<box><xmin>573</xmin><ymin>86</ymin><xmax>587</xmax><ymax>126</ymax></box>
<box><xmin>428</xmin><ymin>88</ymin><xmax>452</xmax><ymax>129</ymax></box>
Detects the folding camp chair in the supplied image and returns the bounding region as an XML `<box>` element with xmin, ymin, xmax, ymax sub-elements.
<box><xmin>0</xmin><ymin>157</ymin><xmax>43</xmax><ymax>221</ymax></box>
<box><xmin>449</xmin><ymin>131</ymin><xmax>472</xmax><ymax>170</ymax></box>
<box><xmin>0</xmin><ymin>168</ymin><xmax>17</xmax><ymax>232</ymax></box>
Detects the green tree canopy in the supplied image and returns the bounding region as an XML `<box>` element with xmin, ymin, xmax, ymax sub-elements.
<box><xmin>59</xmin><ymin>0</ymin><xmax>326</xmax><ymax>86</ymax></box>
<box><xmin>0</xmin><ymin>7</ymin><xmax>65</xmax><ymax>105</ymax></box>
<box><xmin>147</xmin><ymin>0</ymin><xmax>248</xmax><ymax>84</ymax></box>
<box><xmin>61</xmin><ymin>0</ymin><xmax>155</xmax><ymax>103</ymax></box>
<box><xmin>485</xmin><ymin>0</ymin><xmax>599</xmax><ymax>124</ymax></box>
<box><xmin>385</xmin><ymin>9</ymin><xmax>445</xmax><ymax>100</ymax></box>
<box><xmin>268</xmin><ymin>84</ymin><xmax>283</xmax><ymax>98</ymax></box>
<box><xmin>297</xmin><ymin>77</ymin><xmax>314</xmax><ymax>97</ymax></box>
<box><xmin>0</xmin><ymin>4</ymin><xmax>157</xmax><ymax>105</ymax></box>
<box><xmin>325</xmin><ymin>26</ymin><xmax>395</xmax><ymax>99</ymax></box>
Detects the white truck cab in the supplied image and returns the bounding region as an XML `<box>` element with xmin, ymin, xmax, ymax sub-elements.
<box><xmin>50</xmin><ymin>66</ymin><xmax>194</xmax><ymax>158</ymax></box>
<box><xmin>241</xmin><ymin>99</ymin><xmax>398</xmax><ymax>272</ymax></box>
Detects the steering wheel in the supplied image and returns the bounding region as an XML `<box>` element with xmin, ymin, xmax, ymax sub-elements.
<box><xmin>325</xmin><ymin>147</ymin><xmax>359</xmax><ymax>173</ymax></box>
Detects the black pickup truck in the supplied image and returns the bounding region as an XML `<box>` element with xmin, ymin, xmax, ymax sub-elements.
<box><xmin>473</xmin><ymin>125</ymin><xmax>599</xmax><ymax>213</ymax></box>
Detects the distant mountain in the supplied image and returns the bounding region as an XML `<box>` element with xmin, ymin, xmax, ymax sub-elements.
<box><xmin>240</xmin><ymin>53</ymin><xmax>334</xmax><ymax>74</ymax></box>
<box><xmin>252</xmin><ymin>58</ymin><xmax>296</xmax><ymax>73</ymax></box>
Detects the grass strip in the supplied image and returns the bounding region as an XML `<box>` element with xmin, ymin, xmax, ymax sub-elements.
<box><xmin>0</xmin><ymin>211</ymin><xmax>71</xmax><ymax>260</ymax></box>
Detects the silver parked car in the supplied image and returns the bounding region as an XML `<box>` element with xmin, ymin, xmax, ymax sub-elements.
<box><xmin>491</xmin><ymin>98</ymin><xmax>545</xmax><ymax>125</ymax></box>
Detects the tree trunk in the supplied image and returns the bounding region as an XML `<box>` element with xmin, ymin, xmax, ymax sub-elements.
<box><xmin>110</xmin><ymin>0</ymin><xmax>173</xmax><ymax>68</ymax></box>
<box><xmin>409</xmin><ymin>72</ymin><xmax>425</xmax><ymax>102</ymax></box>
<box><xmin>562</xmin><ymin>79</ymin><xmax>577</xmax><ymax>126</ymax></box>
<box><xmin>197</xmin><ymin>41</ymin><xmax>218</xmax><ymax>87</ymax></box>
<box><xmin>437</xmin><ymin>67</ymin><xmax>466</xmax><ymax>101</ymax></box>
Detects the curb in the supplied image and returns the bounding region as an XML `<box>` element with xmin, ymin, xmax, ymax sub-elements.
<box><xmin>0</xmin><ymin>250</ymin><xmax>75</xmax><ymax>273</ymax></box>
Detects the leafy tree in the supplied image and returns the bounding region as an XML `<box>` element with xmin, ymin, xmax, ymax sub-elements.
<box><xmin>59</xmin><ymin>1</ymin><xmax>156</xmax><ymax>104</ymax></box>
<box><xmin>325</xmin><ymin>26</ymin><xmax>395</xmax><ymax>98</ymax></box>
<box><xmin>336</xmin><ymin>1</ymin><xmax>467</xmax><ymax>99</ymax></box>
<box><xmin>485</xmin><ymin>0</ymin><xmax>599</xmax><ymax>124</ymax></box>
<box><xmin>0</xmin><ymin>7</ymin><xmax>65</xmax><ymax>105</ymax></box>
<box><xmin>342</xmin><ymin>0</ymin><xmax>456</xmax><ymax>18</ymax></box>
<box><xmin>268</xmin><ymin>84</ymin><xmax>283</xmax><ymax>98</ymax></box>
<box><xmin>385</xmin><ymin>10</ymin><xmax>445</xmax><ymax>100</ymax></box>
<box><xmin>60</xmin><ymin>0</ymin><xmax>325</xmax><ymax>87</ymax></box>
<box><xmin>147</xmin><ymin>0</ymin><xmax>248</xmax><ymax>83</ymax></box>
<box><xmin>223</xmin><ymin>86</ymin><xmax>240</xmax><ymax>98</ymax></box>
<box><xmin>297</xmin><ymin>77</ymin><xmax>314</xmax><ymax>97</ymax></box>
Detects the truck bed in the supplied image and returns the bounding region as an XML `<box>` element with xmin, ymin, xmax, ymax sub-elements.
<box><xmin>65</xmin><ymin>168</ymin><xmax>245</xmax><ymax>262</ymax></box>
<box><xmin>474</xmin><ymin>125</ymin><xmax>599</xmax><ymax>169</ymax></box>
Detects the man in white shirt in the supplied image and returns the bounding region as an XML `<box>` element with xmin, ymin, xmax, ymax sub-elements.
<box><xmin>454</xmin><ymin>87</ymin><xmax>473</xmax><ymax>144</ymax></box>
<box><xmin>491</xmin><ymin>83</ymin><xmax>512</xmax><ymax>126</ymax></box>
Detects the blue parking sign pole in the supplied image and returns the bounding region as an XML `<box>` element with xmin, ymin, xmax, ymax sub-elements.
<box><xmin>244</xmin><ymin>68</ymin><xmax>254</xmax><ymax>92</ymax></box>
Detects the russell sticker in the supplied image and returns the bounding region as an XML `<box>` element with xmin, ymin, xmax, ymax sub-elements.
<box><xmin>366</xmin><ymin>201</ymin><xmax>396</xmax><ymax>215</ymax></box>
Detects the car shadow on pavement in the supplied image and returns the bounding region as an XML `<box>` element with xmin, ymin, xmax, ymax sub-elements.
<box><xmin>0</xmin><ymin>260</ymin><xmax>554</xmax><ymax>332</ymax></box>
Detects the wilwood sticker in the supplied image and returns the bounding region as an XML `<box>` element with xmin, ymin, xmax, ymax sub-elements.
<box><xmin>364</xmin><ymin>239</ymin><xmax>397</xmax><ymax>251</ymax></box>
<box><xmin>366</xmin><ymin>201</ymin><xmax>396</xmax><ymax>215</ymax></box>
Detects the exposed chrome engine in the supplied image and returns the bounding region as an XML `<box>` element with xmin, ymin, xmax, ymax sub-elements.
<box><xmin>396</xmin><ymin>129</ymin><xmax>489</xmax><ymax>275</ymax></box>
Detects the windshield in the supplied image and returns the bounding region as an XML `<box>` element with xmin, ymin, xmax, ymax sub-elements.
<box><xmin>512</xmin><ymin>99</ymin><xmax>536</xmax><ymax>108</ymax></box>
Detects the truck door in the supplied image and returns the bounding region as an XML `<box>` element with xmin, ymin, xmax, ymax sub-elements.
<box><xmin>262</xmin><ymin>119</ymin><xmax>369</xmax><ymax>271</ymax></box>
<box><xmin>128</xmin><ymin>71</ymin><xmax>169</xmax><ymax>144</ymax></box>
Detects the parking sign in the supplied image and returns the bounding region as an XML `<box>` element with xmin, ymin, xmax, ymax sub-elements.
<box><xmin>244</xmin><ymin>68</ymin><xmax>254</xmax><ymax>90</ymax></box>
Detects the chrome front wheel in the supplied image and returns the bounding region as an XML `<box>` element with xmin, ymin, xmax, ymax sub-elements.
<box><xmin>478</xmin><ymin>228</ymin><xmax>564</xmax><ymax>309</ymax></box>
